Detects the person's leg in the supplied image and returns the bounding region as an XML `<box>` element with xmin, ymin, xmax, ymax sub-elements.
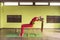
<box><xmin>20</xmin><ymin>26</ymin><xmax>24</xmax><ymax>37</ymax></box>
<box><xmin>20</xmin><ymin>25</ymin><xmax>33</xmax><ymax>37</ymax></box>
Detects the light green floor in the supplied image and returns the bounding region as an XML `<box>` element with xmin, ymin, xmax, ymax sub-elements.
<box><xmin>6</xmin><ymin>33</ymin><xmax>42</xmax><ymax>37</ymax></box>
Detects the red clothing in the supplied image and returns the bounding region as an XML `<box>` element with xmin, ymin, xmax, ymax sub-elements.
<box><xmin>20</xmin><ymin>17</ymin><xmax>38</xmax><ymax>37</ymax></box>
<box><xmin>30</xmin><ymin>17</ymin><xmax>38</xmax><ymax>24</ymax></box>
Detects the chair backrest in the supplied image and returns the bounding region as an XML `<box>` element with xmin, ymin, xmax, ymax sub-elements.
<box><xmin>30</xmin><ymin>17</ymin><xmax>38</xmax><ymax>25</ymax></box>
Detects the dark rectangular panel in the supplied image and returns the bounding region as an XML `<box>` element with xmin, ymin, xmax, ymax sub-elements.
<box><xmin>47</xmin><ymin>16</ymin><xmax>60</xmax><ymax>23</ymax></box>
<box><xmin>7</xmin><ymin>15</ymin><xmax>22</xmax><ymax>23</ymax></box>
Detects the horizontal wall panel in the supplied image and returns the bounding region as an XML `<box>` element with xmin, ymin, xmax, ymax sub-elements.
<box><xmin>20</xmin><ymin>2</ymin><xmax>33</xmax><ymax>5</ymax></box>
<box><xmin>4</xmin><ymin>2</ymin><xmax>18</xmax><ymax>6</ymax></box>
<box><xmin>50</xmin><ymin>2</ymin><xmax>60</xmax><ymax>6</ymax></box>
<box><xmin>35</xmin><ymin>2</ymin><xmax>48</xmax><ymax>5</ymax></box>
<box><xmin>7</xmin><ymin>15</ymin><xmax>22</xmax><ymax>23</ymax></box>
<box><xmin>47</xmin><ymin>16</ymin><xmax>60</xmax><ymax>23</ymax></box>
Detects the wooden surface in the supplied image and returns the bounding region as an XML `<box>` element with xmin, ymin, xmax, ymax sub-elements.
<box><xmin>0</xmin><ymin>28</ymin><xmax>60</xmax><ymax>40</ymax></box>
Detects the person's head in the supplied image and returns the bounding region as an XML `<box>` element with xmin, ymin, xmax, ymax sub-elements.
<box><xmin>36</xmin><ymin>17</ymin><xmax>39</xmax><ymax>21</ymax></box>
<box><xmin>34</xmin><ymin>16</ymin><xmax>43</xmax><ymax>21</ymax></box>
<box><xmin>38</xmin><ymin>16</ymin><xmax>44</xmax><ymax>21</ymax></box>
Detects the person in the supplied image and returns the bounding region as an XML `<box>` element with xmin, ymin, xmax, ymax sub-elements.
<box><xmin>20</xmin><ymin>17</ymin><xmax>39</xmax><ymax>37</ymax></box>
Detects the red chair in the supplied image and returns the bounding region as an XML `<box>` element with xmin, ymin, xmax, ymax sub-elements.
<box><xmin>19</xmin><ymin>17</ymin><xmax>39</xmax><ymax>37</ymax></box>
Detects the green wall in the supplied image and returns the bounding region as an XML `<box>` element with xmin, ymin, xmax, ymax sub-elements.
<box><xmin>0</xmin><ymin>2</ymin><xmax>1</xmax><ymax>28</ymax></box>
<box><xmin>1</xmin><ymin>3</ymin><xmax>60</xmax><ymax>28</ymax></box>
